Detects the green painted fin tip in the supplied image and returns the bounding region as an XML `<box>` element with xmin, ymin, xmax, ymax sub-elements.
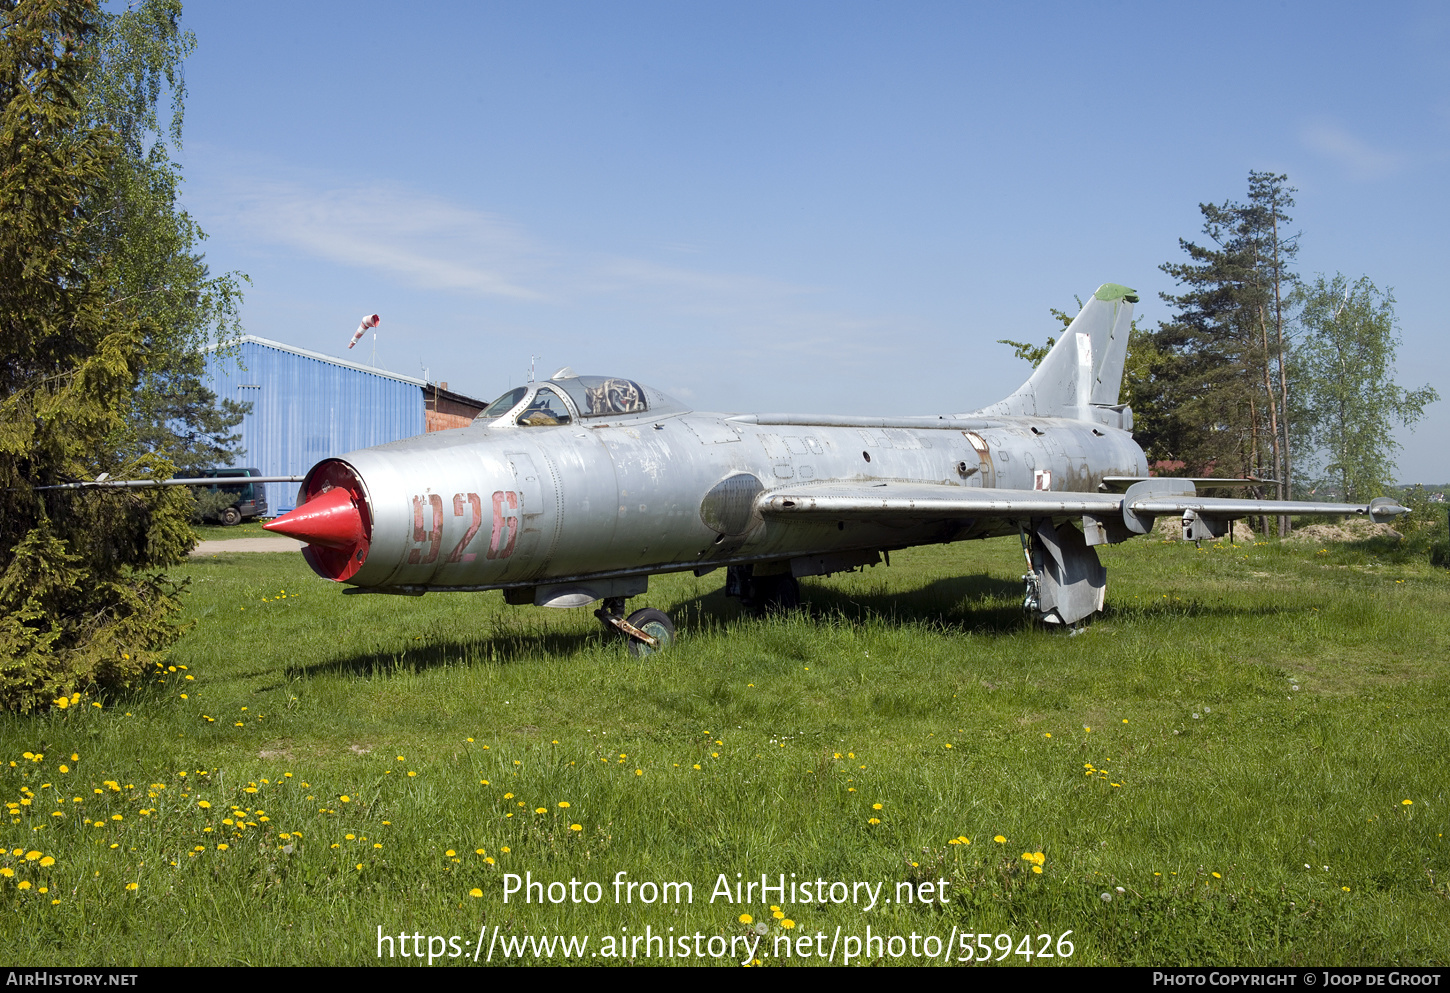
<box><xmin>1094</xmin><ymin>283</ymin><xmax>1139</xmax><ymax>303</ymax></box>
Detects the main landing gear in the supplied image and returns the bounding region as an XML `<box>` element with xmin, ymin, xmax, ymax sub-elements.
<box><xmin>595</xmin><ymin>598</ymin><xmax>677</xmax><ymax>658</ymax></box>
<box><xmin>724</xmin><ymin>564</ymin><xmax>801</xmax><ymax>614</ymax></box>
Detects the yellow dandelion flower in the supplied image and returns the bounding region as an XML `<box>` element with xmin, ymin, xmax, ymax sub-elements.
<box><xmin>994</xmin><ymin>835</ymin><xmax>1006</xmax><ymax>844</ymax></box>
<box><xmin>485</xmin><ymin>857</ymin><xmax>495</xmax><ymax>864</ymax></box>
<box><xmin>570</xmin><ymin>824</ymin><xmax>582</xmax><ymax>832</ymax></box>
<box><xmin>340</xmin><ymin>796</ymin><xmax>351</xmax><ymax>803</ymax></box>
<box><xmin>0</xmin><ymin>868</ymin><xmax>11</xmax><ymax>877</ymax></box>
<box><xmin>198</xmin><ymin>800</ymin><xmax>210</xmax><ymax>808</ymax></box>
<box><xmin>868</xmin><ymin>817</ymin><xmax>880</xmax><ymax>825</ymax></box>
<box><xmin>872</xmin><ymin>803</ymin><xmax>883</xmax><ymax>810</ymax></box>
<box><xmin>739</xmin><ymin>913</ymin><xmax>753</xmax><ymax>924</ymax></box>
<box><xmin>125</xmin><ymin>882</ymin><xmax>138</xmax><ymax>891</ymax></box>
<box><xmin>781</xmin><ymin>919</ymin><xmax>795</xmax><ymax>929</ymax></box>
<box><xmin>558</xmin><ymin>801</ymin><xmax>570</xmax><ymax>808</ymax></box>
<box><xmin>446</xmin><ymin>850</ymin><xmax>457</xmax><ymax>857</ymax></box>
<box><xmin>470</xmin><ymin>888</ymin><xmax>483</xmax><ymax>898</ymax></box>
<box><xmin>535</xmin><ymin>807</ymin><xmax>546</xmax><ymax>814</ymax></box>
<box><xmin>39</xmin><ymin>856</ymin><xmax>54</xmax><ymax>867</ymax></box>
<box><xmin>1212</xmin><ymin>872</ymin><xmax>1221</xmax><ymax>879</ymax></box>
<box><xmin>1032</xmin><ymin>865</ymin><xmax>1043</xmax><ymax>874</ymax></box>
<box><xmin>1403</xmin><ymin>800</ymin><xmax>1413</xmax><ymax>806</ymax></box>
<box><xmin>217</xmin><ymin>844</ymin><xmax>229</xmax><ymax>851</ymax></box>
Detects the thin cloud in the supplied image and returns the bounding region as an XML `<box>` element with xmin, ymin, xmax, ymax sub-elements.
<box><xmin>214</xmin><ymin>179</ymin><xmax>551</xmax><ymax>300</ymax></box>
<box><xmin>207</xmin><ymin>172</ymin><xmax>818</xmax><ymax>313</ymax></box>
<box><xmin>1299</xmin><ymin>121</ymin><xmax>1406</xmax><ymax>180</ymax></box>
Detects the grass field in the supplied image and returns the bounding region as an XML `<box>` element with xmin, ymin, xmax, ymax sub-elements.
<box><xmin>2</xmin><ymin>532</ymin><xmax>1447</xmax><ymax>966</ymax></box>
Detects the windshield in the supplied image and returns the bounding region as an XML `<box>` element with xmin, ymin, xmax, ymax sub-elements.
<box><xmin>481</xmin><ymin>387</ymin><xmax>528</xmax><ymax>419</ymax></box>
<box><xmin>516</xmin><ymin>386</ymin><xmax>572</xmax><ymax>427</ymax></box>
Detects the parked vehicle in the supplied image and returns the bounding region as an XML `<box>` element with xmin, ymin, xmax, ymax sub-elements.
<box><xmin>195</xmin><ymin>468</ymin><xmax>269</xmax><ymax>525</ymax></box>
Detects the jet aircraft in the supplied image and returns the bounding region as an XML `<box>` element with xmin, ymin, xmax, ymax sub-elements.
<box><xmin>262</xmin><ymin>284</ymin><xmax>1407</xmax><ymax>655</ymax></box>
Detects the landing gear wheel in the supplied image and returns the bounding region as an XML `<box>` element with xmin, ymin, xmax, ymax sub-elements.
<box><xmin>624</xmin><ymin>608</ymin><xmax>676</xmax><ymax>658</ymax></box>
<box><xmin>219</xmin><ymin>506</ymin><xmax>242</xmax><ymax>526</ymax></box>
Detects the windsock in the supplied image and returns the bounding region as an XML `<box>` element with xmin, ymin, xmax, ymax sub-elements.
<box><xmin>347</xmin><ymin>314</ymin><xmax>380</xmax><ymax>349</ymax></box>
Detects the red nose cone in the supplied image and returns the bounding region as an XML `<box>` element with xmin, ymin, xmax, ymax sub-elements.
<box><xmin>269</xmin><ymin>459</ymin><xmax>372</xmax><ymax>582</ymax></box>
<box><xmin>264</xmin><ymin>486</ymin><xmax>364</xmax><ymax>550</ymax></box>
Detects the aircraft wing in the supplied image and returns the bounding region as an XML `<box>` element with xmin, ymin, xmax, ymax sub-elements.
<box><xmin>758</xmin><ymin>480</ymin><xmax>1408</xmax><ymax>528</ymax></box>
<box><xmin>758</xmin><ymin>482</ymin><xmax>1123</xmax><ymax>519</ymax></box>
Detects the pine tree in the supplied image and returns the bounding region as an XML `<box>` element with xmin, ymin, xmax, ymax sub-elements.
<box><xmin>0</xmin><ymin>0</ymin><xmax>193</xmax><ymax>712</ymax></box>
<box><xmin>1147</xmin><ymin>173</ymin><xmax>1299</xmax><ymax>531</ymax></box>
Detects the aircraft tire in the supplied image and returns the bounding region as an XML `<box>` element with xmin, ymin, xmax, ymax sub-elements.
<box><xmin>625</xmin><ymin>608</ymin><xmax>675</xmax><ymax>658</ymax></box>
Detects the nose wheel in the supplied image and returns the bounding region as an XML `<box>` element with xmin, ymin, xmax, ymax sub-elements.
<box><xmin>595</xmin><ymin>598</ymin><xmax>677</xmax><ymax>657</ymax></box>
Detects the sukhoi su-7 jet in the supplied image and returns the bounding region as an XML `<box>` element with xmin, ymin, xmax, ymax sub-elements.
<box><xmin>262</xmin><ymin>284</ymin><xmax>1407</xmax><ymax>654</ymax></box>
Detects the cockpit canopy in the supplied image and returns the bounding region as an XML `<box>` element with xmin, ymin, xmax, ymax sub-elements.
<box><xmin>476</xmin><ymin>371</ymin><xmax>688</xmax><ymax>427</ymax></box>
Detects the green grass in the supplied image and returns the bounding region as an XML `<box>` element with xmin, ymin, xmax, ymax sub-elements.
<box><xmin>2</xmin><ymin>535</ymin><xmax>1447</xmax><ymax>966</ymax></box>
<box><xmin>191</xmin><ymin>519</ymin><xmax>276</xmax><ymax>541</ymax></box>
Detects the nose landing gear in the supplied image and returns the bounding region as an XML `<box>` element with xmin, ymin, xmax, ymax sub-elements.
<box><xmin>595</xmin><ymin>598</ymin><xmax>677</xmax><ymax>657</ymax></box>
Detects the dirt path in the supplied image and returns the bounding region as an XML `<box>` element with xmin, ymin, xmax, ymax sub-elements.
<box><xmin>190</xmin><ymin>537</ymin><xmax>305</xmax><ymax>556</ymax></box>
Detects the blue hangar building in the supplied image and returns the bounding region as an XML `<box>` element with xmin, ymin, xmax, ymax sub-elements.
<box><xmin>202</xmin><ymin>336</ymin><xmax>487</xmax><ymax>514</ymax></box>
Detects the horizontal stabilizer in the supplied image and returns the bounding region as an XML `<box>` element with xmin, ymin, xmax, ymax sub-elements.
<box><xmin>1099</xmin><ymin>476</ymin><xmax>1270</xmax><ymax>492</ymax></box>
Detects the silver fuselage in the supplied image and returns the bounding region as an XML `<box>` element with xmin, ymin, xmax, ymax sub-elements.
<box><xmin>329</xmin><ymin>403</ymin><xmax>1148</xmax><ymax>594</ymax></box>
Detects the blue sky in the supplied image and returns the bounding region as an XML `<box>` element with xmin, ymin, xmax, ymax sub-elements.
<box><xmin>170</xmin><ymin>1</ymin><xmax>1448</xmax><ymax>482</ymax></box>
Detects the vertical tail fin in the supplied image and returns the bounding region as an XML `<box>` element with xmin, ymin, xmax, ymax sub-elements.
<box><xmin>976</xmin><ymin>283</ymin><xmax>1137</xmax><ymax>421</ymax></box>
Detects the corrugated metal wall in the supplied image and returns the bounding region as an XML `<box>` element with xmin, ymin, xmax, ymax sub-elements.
<box><xmin>203</xmin><ymin>338</ymin><xmax>426</xmax><ymax>513</ymax></box>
